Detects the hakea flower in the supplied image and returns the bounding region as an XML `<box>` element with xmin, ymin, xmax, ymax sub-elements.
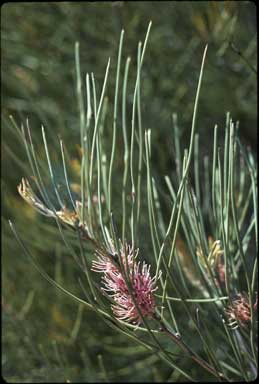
<box><xmin>18</xmin><ymin>178</ymin><xmax>56</xmax><ymax>217</ymax></box>
<box><xmin>92</xmin><ymin>242</ymin><xmax>158</xmax><ymax>325</ymax></box>
<box><xmin>196</xmin><ymin>237</ymin><xmax>224</xmax><ymax>269</ymax></box>
<box><xmin>225</xmin><ymin>293</ymin><xmax>258</xmax><ymax>329</ymax></box>
<box><xmin>56</xmin><ymin>200</ymin><xmax>85</xmax><ymax>228</ymax></box>
<box><xmin>92</xmin><ymin>242</ymin><xmax>135</xmax><ymax>274</ymax></box>
<box><xmin>111</xmin><ymin>261</ymin><xmax>158</xmax><ymax>324</ymax></box>
<box><xmin>196</xmin><ymin>236</ymin><xmax>225</xmax><ymax>286</ymax></box>
<box><xmin>18</xmin><ymin>178</ymin><xmax>90</xmax><ymax>235</ymax></box>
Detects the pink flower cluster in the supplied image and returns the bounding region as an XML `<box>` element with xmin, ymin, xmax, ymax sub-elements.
<box><xmin>92</xmin><ymin>243</ymin><xmax>158</xmax><ymax>324</ymax></box>
<box><xmin>226</xmin><ymin>292</ymin><xmax>258</xmax><ymax>328</ymax></box>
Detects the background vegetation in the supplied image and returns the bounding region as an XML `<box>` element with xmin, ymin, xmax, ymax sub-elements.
<box><xmin>2</xmin><ymin>2</ymin><xmax>257</xmax><ymax>382</ymax></box>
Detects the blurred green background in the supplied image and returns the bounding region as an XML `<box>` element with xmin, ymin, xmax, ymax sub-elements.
<box><xmin>2</xmin><ymin>2</ymin><xmax>257</xmax><ymax>382</ymax></box>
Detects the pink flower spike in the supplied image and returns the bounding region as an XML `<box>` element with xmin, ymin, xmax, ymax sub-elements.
<box><xmin>91</xmin><ymin>253</ymin><xmax>117</xmax><ymax>274</ymax></box>
<box><xmin>92</xmin><ymin>242</ymin><xmax>158</xmax><ymax>325</ymax></box>
<box><xmin>92</xmin><ymin>243</ymin><xmax>135</xmax><ymax>273</ymax></box>
<box><xmin>225</xmin><ymin>293</ymin><xmax>257</xmax><ymax>329</ymax></box>
<box><xmin>110</xmin><ymin>260</ymin><xmax>157</xmax><ymax>324</ymax></box>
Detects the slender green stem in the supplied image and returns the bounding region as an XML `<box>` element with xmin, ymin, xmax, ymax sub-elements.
<box><xmin>121</xmin><ymin>57</ymin><xmax>131</xmax><ymax>243</ymax></box>
<box><xmin>108</xmin><ymin>30</ymin><xmax>124</xmax><ymax>214</ymax></box>
<box><xmin>130</xmin><ymin>21</ymin><xmax>152</xmax><ymax>247</ymax></box>
<box><xmin>136</xmin><ymin>42</ymin><xmax>144</xmax><ymax>239</ymax></box>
